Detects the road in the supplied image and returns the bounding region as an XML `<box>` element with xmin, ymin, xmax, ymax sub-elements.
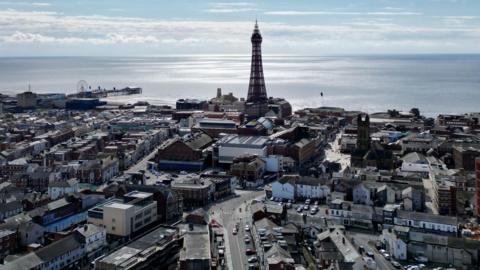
<box><xmin>347</xmin><ymin>230</ymin><xmax>396</xmax><ymax>270</ymax></box>
<box><xmin>208</xmin><ymin>190</ymin><xmax>264</xmax><ymax>270</ymax></box>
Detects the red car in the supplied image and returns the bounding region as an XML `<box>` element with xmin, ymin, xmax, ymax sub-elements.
<box><xmin>246</xmin><ymin>249</ymin><xmax>256</xmax><ymax>255</ymax></box>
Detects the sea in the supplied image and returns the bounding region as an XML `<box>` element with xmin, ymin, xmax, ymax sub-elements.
<box><xmin>0</xmin><ymin>54</ymin><xmax>479</xmax><ymax>117</ymax></box>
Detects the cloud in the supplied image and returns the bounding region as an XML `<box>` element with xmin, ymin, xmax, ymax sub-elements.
<box><xmin>0</xmin><ymin>8</ymin><xmax>478</xmax><ymax>55</ymax></box>
<box><xmin>264</xmin><ymin>10</ymin><xmax>422</xmax><ymax>16</ymax></box>
<box><xmin>32</xmin><ymin>2</ymin><xmax>51</xmax><ymax>6</ymax></box>
<box><xmin>206</xmin><ymin>2</ymin><xmax>257</xmax><ymax>13</ymax></box>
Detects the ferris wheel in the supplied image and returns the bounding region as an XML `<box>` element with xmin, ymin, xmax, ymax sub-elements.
<box><xmin>77</xmin><ymin>80</ymin><xmax>89</xmax><ymax>93</ymax></box>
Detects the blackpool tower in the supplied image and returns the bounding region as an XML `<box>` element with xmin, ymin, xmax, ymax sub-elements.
<box><xmin>246</xmin><ymin>20</ymin><xmax>269</xmax><ymax>119</ymax></box>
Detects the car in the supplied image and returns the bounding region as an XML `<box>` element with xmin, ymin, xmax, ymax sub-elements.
<box><xmin>305</xmin><ymin>199</ymin><xmax>311</xmax><ymax>205</ymax></box>
<box><xmin>247</xmin><ymin>256</ymin><xmax>258</xmax><ymax>263</ymax></box>
<box><xmin>382</xmin><ymin>252</ymin><xmax>391</xmax><ymax>260</ymax></box>
<box><xmin>245</xmin><ymin>248</ymin><xmax>256</xmax><ymax>255</ymax></box>
<box><xmin>245</xmin><ymin>225</ymin><xmax>250</xmax><ymax>231</ymax></box>
<box><xmin>310</xmin><ymin>209</ymin><xmax>317</xmax><ymax>215</ymax></box>
<box><xmin>286</xmin><ymin>202</ymin><xmax>292</xmax><ymax>208</ymax></box>
<box><xmin>406</xmin><ymin>266</ymin><xmax>420</xmax><ymax>270</ymax></box>
<box><xmin>414</xmin><ymin>256</ymin><xmax>428</xmax><ymax>263</ymax></box>
<box><xmin>314</xmin><ymin>201</ymin><xmax>319</xmax><ymax>206</ymax></box>
<box><xmin>303</xmin><ymin>205</ymin><xmax>309</xmax><ymax>210</ymax></box>
<box><xmin>296</xmin><ymin>207</ymin><xmax>303</xmax><ymax>213</ymax></box>
<box><xmin>379</xmin><ymin>249</ymin><xmax>386</xmax><ymax>254</ymax></box>
<box><xmin>248</xmin><ymin>264</ymin><xmax>258</xmax><ymax>270</ymax></box>
<box><xmin>375</xmin><ymin>241</ymin><xmax>383</xmax><ymax>250</ymax></box>
<box><xmin>232</xmin><ymin>228</ymin><xmax>237</xmax><ymax>235</ymax></box>
<box><xmin>391</xmin><ymin>260</ymin><xmax>402</xmax><ymax>269</ymax></box>
<box><xmin>418</xmin><ymin>264</ymin><xmax>426</xmax><ymax>269</ymax></box>
<box><xmin>244</xmin><ymin>236</ymin><xmax>251</xmax><ymax>243</ymax></box>
<box><xmin>366</xmin><ymin>251</ymin><xmax>374</xmax><ymax>258</ymax></box>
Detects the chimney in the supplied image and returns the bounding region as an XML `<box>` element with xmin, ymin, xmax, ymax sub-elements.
<box><xmin>342</xmin><ymin>237</ymin><xmax>345</xmax><ymax>244</ymax></box>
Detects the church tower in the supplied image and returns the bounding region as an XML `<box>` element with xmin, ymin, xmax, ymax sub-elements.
<box><xmin>357</xmin><ymin>114</ymin><xmax>371</xmax><ymax>151</ymax></box>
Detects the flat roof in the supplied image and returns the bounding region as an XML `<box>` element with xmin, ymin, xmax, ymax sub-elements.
<box><xmin>106</xmin><ymin>202</ymin><xmax>134</xmax><ymax>210</ymax></box>
<box><xmin>182</xmin><ymin>232</ymin><xmax>211</xmax><ymax>260</ymax></box>
<box><xmin>221</xmin><ymin>135</ymin><xmax>269</xmax><ymax>147</ymax></box>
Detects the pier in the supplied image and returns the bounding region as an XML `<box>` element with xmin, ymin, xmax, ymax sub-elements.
<box><xmin>68</xmin><ymin>86</ymin><xmax>142</xmax><ymax>99</ymax></box>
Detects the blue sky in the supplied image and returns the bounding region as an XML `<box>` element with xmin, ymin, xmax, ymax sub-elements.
<box><xmin>0</xmin><ymin>0</ymin><xmax>479</xmax><ymax>56</ymax></box>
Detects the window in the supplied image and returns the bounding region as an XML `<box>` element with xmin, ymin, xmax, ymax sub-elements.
<box><xmin>111</xmin><ymin>226</ymin><xmax>115</xmax><ymax>231</ymax></box>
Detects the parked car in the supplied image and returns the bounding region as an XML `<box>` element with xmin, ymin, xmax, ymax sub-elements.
<box><xmin>246</xmin><ymin>248</ymin><xmax>256</xmax><ymax>255</ymax></box>
<box><xmin>366</xmin><ymin>251</ymin><xmax>374</xmax><ymax>258</ymax></box>
<box><xmin>286</xmin><ymin>202</ymin><xmax>292</xmax><ymax>208</ymax></box>
<box><xmin>248</xmin><ymin>256</ymin><xmax>258</xmax><ymax>263</ymax></box>
<box><xmin>391</xmin><ymin>260</ymin><xmax>402</xmax><ymax>269</ymax></box>
<box><xmin>305</xmin><ymin>199</ymin><xmax>311</xmax><ymax>205</ymax></box>
<box><xmin>245</xmin><ymin>225</ymin><xmax>250</xmax><ymax>231</ymax></box>
<box><xmin>414</xmin><ymin>256</ymin><xmax>428</xmax><ymax>263</ymax></box>
<box><xmin>296</xmin><ymin>207</ymin><xmax>303</xmax><ymax>213</ymax></box>
<box><xmin>303</xmin><ymin>205</ymin><xmax>309</xmax><ymax>210</ymax></box>
<box><xmin>310</xmin><ymin>209</ymin><xmax>317</xmax><ymax>215</ymax></box>
<box><xmin>232</xmin><ymin>228</ymin><xmax>237</xmax><ymax>235</ymax></box>
<box><xmin>382</xmin><ymin>252</ymin><xmax>391</xmax><ymax>260</ymax></box>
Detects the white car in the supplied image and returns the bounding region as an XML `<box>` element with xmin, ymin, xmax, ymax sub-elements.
<box><xmin>414</xmin><ymin>256</ymin><xmax>428</xmax><ymax>263</ymax></box>
<box><xmin>245</xmin><ymin>225</ymin><xmax>250</xmax><ymax>231</ymax></box>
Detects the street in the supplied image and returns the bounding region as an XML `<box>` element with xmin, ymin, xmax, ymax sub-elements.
<box><xmin>208</xmin><ymin>190</ymin><xmax>264</xmax><ymax>270</ymax></box>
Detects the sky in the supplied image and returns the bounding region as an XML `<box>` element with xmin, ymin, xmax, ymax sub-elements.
<box><xmin>0</xmin><ymin>0</ymin><xmax>479</xmax><ymax>56</ymax></box>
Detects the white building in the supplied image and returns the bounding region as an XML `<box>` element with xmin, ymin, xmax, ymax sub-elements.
<box><xmin>271</xmin><ymin>177</ymin><xmax>295</xmax><ymax>200</ymax></box>
<box><xmin>382</xmin><ymin>228</ymin><xmax>408</xmax><ymax>260</ymax></box>
<box><xmin>400</xmin><ymin>152</ymin><xmax>430</xmax><ymax>173</ymax></box>
<box><xmin>47</xmin><ymin>179</ymin><xmax>79</xmax><ymax>200</ymax></box>
<box><xmin>295</xmin><ymin>177</ymin><xmax>330</xmax><ymax>200</ymax></box>
<box><xmin>271</xmin><ymin>175</ymin><xmax>330</xmax><ymax>200</ymax></box>
<box><xmin>87</xmin><ymin>191</ymin><xmax>157</xmax><ymax>237</ymax></box>
<box><xmin>394</xmin><ymin>210</ymin><xmax>458</xmax><ymax>234</ymax></box>
<box><xmin>75</xmin><ymin>224</ymin><xmax>106</xmax><ymax>259</ymax></box>
<box><xmin>216</xmin><ymin>135</ymin><xmax>269</xmax><ymax>164</ymax></box>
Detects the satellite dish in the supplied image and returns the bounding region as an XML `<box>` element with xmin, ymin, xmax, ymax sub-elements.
<box><xmin>77</xmin><ymin>80</ymin><xmax>89</xmax><ymax>93</ymax></box>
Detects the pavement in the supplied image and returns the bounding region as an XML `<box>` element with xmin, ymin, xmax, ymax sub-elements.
<box><xmin>325</xmin><ymin>130</ymin><xmax>351</xmax><ymax>169</ymax></box>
